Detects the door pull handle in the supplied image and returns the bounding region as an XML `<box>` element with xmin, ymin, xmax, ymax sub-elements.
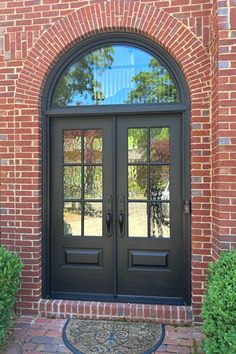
<box><xmin>106</xmin><ymin>212</ymin><xmax>112</xmax><ymax>237</ymax></box>
<box><xmin>105</xmin><ymin>194</ymin><xmax>112</xmax><ymax>237</ymax></box>
<box><xmin>119</xmin><ymin>213</ymin><xmax>123</xmax><ymax>233</ymax></box>
<box><xmin>118</xmin><ymin>195</ymin><xmax>125</xmax><ymax>237</ymax></box>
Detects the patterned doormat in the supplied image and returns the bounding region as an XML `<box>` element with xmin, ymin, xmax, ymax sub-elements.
<box><xmin>62</xmin><ymin>318</ymin><xmax>165</xmax><ymax>354</ymax></box>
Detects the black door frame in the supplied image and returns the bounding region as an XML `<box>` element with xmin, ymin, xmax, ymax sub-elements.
<box><xmin>41</xmin><ymin>32</ymin><xmax>191</xmax><ymax>305</ymax></box>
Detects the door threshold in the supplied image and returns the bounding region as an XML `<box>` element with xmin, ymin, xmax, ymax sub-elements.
<box><xmin>38</xmin><ymin>298</ymin><xmax>192</xmax><ymax>325</ymax></box>
<box><xmin>50</xmin><ymin>292</ymin><xmax>185</xmax><ymax>305</ymax></box>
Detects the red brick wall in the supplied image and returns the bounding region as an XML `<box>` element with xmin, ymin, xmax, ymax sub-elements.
<box><xmin>211</xmin><ymin>0</ymin><xmax>236</xmax><ymax>258</ymax></box>
<box><xmin>210</xmin><ymin>0</ymin><xmax>220</xmax><ymax>259</ymax></box>
<box><xmin>1</xmin><ymin>0</ymin><xmax>234</xmax><ymax>324</ymax></box>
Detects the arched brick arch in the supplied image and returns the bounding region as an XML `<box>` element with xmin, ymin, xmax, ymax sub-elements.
<box><xmin>15</xmin><ymin>0</ymin><xmax>210</xmax><ymax>105</ymax></box>
<box><xmin>14</xmin><ymin>0</ymin><xmax>211</xmax><ymax>323</ymax></box>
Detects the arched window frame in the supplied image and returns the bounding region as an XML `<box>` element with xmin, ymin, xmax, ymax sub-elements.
<box><xmin>42</xmin><ymin>32</ymin><xmax>190</xmax><ymax>114</ymax></box>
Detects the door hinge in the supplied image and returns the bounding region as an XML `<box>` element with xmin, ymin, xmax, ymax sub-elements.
<box><xmin>184</xmin><ymin>200</ymin><xmax>191</xmax><ymax>214</ymax></box>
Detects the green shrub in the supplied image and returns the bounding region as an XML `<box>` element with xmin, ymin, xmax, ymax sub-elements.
<box><xmin>0</xmin><ymin>246</ymin><xmax>23</xmax><ymax>344</ymax></box>
<box><xmin>201</xmin><ymin>249</ymin><xmax>236</xmax><ymax>354</ymax></box>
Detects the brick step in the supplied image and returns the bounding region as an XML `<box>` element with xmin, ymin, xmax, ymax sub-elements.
<box><xmin>37</xmin><ymin>299</ymin><xmax>192</xmax><ymax>325</ymax></box>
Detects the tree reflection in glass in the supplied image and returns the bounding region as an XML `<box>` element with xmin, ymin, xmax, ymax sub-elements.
<box><xmin>64</xmin><ymin>166</ymin><xmax>81</xmax><ymax>199</ymax></box>
<box><xmin>84</xmin><ymin>166</ymin><xmax>103</xmax><ymax>199</ymax></box>
<box><xmin>64</xmin><ymin>130</ymin><xmax>82</xmax><ymax>163</ymax></box>
<box><xmin>84</xmin><ymin>130</ymin><xmax>103</xmax><ymax>163</ymax></box>
<box><xmin>53</xmin><ymin>45</ymin><xmax>178</xmax><ymax>107</ymax></box>
<box><xmin>53</xmin><ymin>47</ymin><xmax>115</xmax><ymax>106</ymax></box>
<box><xmin>150</xmin><ymin>128</ymin><xmax>169</xmax><ymax>162</ymax></box>
<box><xmin>128</xmin><ymin>165</ymin><xmax>147</xmax><ymax>200</ymax></box>
<box><xmin>128</xmin><ymin>128</ymin><xmax>147</xmax><ymax>163</ymax></box>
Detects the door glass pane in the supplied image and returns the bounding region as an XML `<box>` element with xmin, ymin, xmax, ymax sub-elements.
<box><xmin>64</xmin><ymin>202</ymin><xmax>81</xmax><ymax>236</ymax></box>
<box><xmin>128</xmin><ymin>165</ymin><xmax>147</xmax><ymax>200</ymax></box>
<box><xmin>128</xmin><ymin>202</ymin><xmax>147</xmax><ymax>237</ymax></box>
<box><xmin>84</xmin><ymin>166</ymin><xmax>103</xmax><ymax>199</ymax></box>
<box><xmin>150</xmin><ymin>166</ymin><xmax>169</xmax><ymax>201</ymax></box>
<box><xmin>64</xmin><ymin>166</ymin><xmax>81</xmax><ymax>199</ymax></box>
<box><xmin>84</xmin><ymin>202</ymin><xmax>103</xmax><ymax>236</ymax></box>
<box><xmin>127</xmin><ymin>125</ymin><xmax>171</xmax><ymax>238</ymax></box>
<box><xmin>64</xmin><ymin>130</ymin><xmax>82</xmax><ymax>163</ymax></box>
<box><xmin>128</xmin><ymin>128</ymin><xmax>147</xmax><ymax>162</ymax></box>
<box><xmin>52</xmin><ymin>45</ymin><xmax>179</xmax><ymax>107</ymax></box>
<box><xmin>150</xmin><ymin>202</ymin><xmax>170</xmax><ymax>237</ymax></box>
<box><xmin>84</xmin><ymin>129</ymin><xmax>103</xmax><ymax>163</ymax></box>
<box><xmin>150</xmin><ymin>127</ymin><xmax>169</xmax><ymax>162</ymax></box>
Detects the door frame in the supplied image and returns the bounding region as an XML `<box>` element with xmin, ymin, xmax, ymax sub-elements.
<box><xmin>41</xmin><ymin>32</ymin><xmax>191</xmax><ymax>305</ymax></box>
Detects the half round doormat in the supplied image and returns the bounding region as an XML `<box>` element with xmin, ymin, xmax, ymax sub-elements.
<box><xmin>63</xmin><ymin>318</ymin><xmax>165</xmax><ymax>354</ymax></box>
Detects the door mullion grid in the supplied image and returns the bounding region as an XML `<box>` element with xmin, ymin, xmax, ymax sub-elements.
<box><xmin>81</xmin><ymin>129</ymin><xmax>85</xmax><ymax>237</ymax></box>
<box><xmin>61</xmin><ymin>130</ymin><xmax>64</xmax><ymax>238</ymax></box>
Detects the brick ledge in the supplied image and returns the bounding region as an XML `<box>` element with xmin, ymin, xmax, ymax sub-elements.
<box><xmin>38</xmin><ymin>299</ymin><xmax>192</xmax><ymax>325</ymax></box>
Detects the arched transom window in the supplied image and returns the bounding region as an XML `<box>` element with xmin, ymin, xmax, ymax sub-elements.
<box><xmin>52</xmin><ymin>45</ymin><xmax>179</xmax><ymax>107</ymax></box>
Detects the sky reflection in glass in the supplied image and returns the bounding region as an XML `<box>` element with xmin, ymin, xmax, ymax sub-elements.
<box><xmin>53</xmin><ymin>45</ymin><xmax>178</xmax><ymax>107</ymax></box>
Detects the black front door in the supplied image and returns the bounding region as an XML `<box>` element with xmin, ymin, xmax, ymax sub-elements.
<box><xmin>50</xmin><ymin>114</ymin><xmax>185</xmax><ymax>303</ymax></box>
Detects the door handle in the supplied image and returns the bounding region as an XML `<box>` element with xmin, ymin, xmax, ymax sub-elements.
<box><xmin>106</xmin><ymin>212</ymin><xmax>111</xmax><ymax>236</ymax></box>
<box><xmin>105</xmin><ymin>194</ymin><xmax>112</xmax><ymax>237</ymax></box>
<box><xmin>119</xmin><ymin>213</ymin><xmax>124</xmax><ymax>235</ymax></box>
<box><xmin>118</xmin><ymin>195</ymin><xmax>125</xmax><ymax>237</ymax></box>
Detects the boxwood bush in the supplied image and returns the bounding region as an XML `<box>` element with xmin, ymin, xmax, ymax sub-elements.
<box><xmin>201</xmin><ymin>248</ymin><xmax>236</xmax><ymax>354</ymax></box>
<box><xmin>0</xmin><ymin>246</ymin><xmax>23</xmax><ymax>344</ymax></box>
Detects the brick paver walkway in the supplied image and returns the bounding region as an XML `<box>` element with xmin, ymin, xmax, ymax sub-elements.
<box><xmin>1</xmin><ymin>316</ymin><xmax>205</xmax><ymax>354</ymax></box>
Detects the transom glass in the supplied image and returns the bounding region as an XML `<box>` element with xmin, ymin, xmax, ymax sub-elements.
<box><xmin>52</xmin><ymin>45</ymin><xmax>179</xmax><ymax>107</ymax></box>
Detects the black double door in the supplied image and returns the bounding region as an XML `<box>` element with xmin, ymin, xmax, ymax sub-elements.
<box><xmin>50</xmin><ymin>114</ymin><xmax>185</xmax><ymax>303</ymax></box>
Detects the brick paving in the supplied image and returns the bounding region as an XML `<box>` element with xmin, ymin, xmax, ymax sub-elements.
<box><xmin>1</xmin><ymin>316</ymin><xmax>205</xmax><ymax>354</ymax></box>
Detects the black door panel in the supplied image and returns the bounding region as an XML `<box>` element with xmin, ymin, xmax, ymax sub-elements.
<box><xmin>50</xmin><ymin>117</ymin><xmax>113</xmax><ymax>295</ymax></box>
<box><xmin>116</xmin><ymin>115</ymin><xmax>182</xmax><ymax>298</ymax></box>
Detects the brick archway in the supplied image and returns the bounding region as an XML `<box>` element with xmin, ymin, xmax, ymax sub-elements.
<box><xmin>16</xmin><ymin>1</ymin><xmax>210</xmax><ymax>106</ymax></box>
<box><xmin>15</xmin><ymin>0</ymin><xmax>211</xmax><ymax>323</ymax></box>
